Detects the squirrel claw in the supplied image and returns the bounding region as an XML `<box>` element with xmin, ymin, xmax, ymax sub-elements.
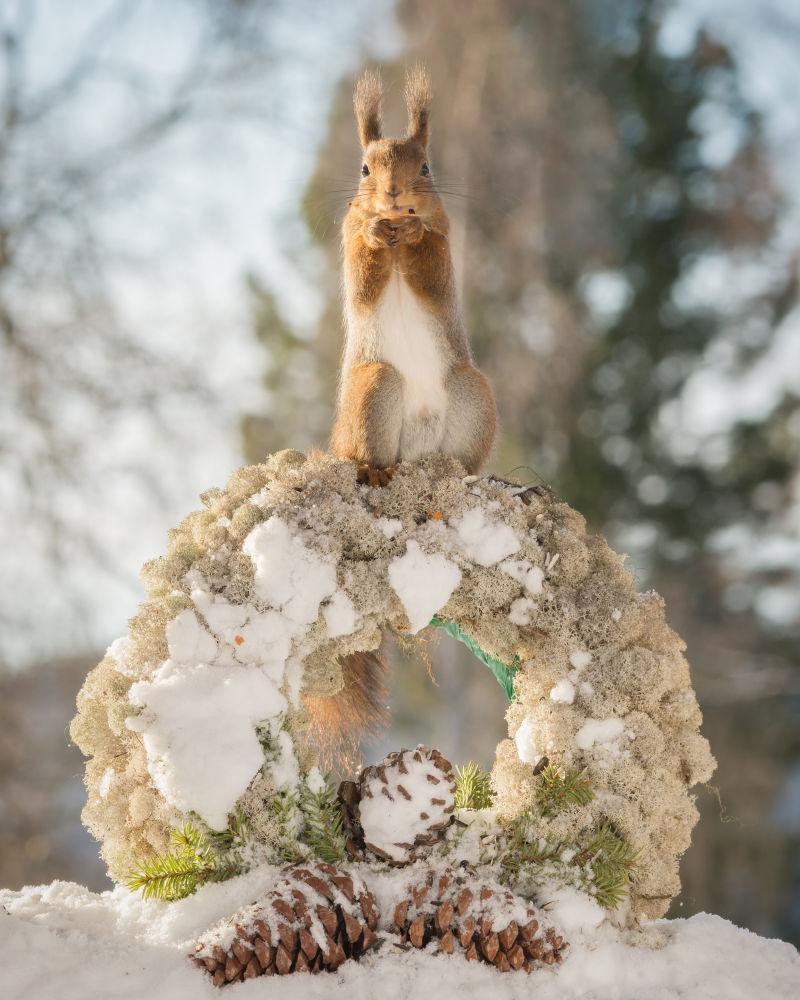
<box><xmin>357</xmin><ymin>463</ymin><xmax>397</xmax><ymax>488</ymax></box>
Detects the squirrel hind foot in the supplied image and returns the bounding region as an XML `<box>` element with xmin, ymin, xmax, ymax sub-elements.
<box><xmin>356</xmin><ymin>463</ymin><xmax>398</xmax><ymax>487</ymax></box>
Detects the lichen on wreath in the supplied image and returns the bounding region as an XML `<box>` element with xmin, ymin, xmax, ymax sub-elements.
<box><xmin>70</xmin><ymin>449</ymin><xmax>715</xmax><ymax>925</ymax></box>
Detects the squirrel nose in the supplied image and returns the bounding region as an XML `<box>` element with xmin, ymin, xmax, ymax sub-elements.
<box><xmin>386</xmin><ymin>187</ymin><xmax>400</xmax><ymax>198</ymax></box>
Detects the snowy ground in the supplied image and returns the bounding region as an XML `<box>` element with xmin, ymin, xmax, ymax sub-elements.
<box><xmin>3</xmin><ymin>868</ymin><xmax>799</xmax><ymax>1000</ymax></box>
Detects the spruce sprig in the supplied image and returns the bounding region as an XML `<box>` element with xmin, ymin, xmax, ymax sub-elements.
<box><xmin>535</xmin><ymin>762</ymin><xmax>593</xmax><ymax>817</ymax></box>
<box><xmin>454</xmin><ymin>761</ymin><xmax>495</xmax><ymax>810</ymax></box>
<box><xmin>127</xmin><ymin>823</ymin><xmax>224</xmax><ymax>901</ymax></box>
<box><xmin>498</xmin><ymin>808</ymin><xmax>562</xmax><ymax>881</ymax></box>
<box><xmin>575</xmin><ymin>822</ymin><xmax>639</xmax><ymax>909</ymax></box>
<box><xmin>498</xmin><ymin>770</ymin><xmax>637</xmax><ymax>910</ymax></box>
<box><xmin>272</xmin><ymin>789</ymin><xmax>305</xmax><ymax>863</ymax></box>
<box><xmin>500</xmin><ymin>811</ymin><xmax>638</xmax><ymax>910</ymax></box>
<box><xmin>298</xmin><ymin>776</ymin><xmax>347</xmax><ymax>863</ymax></box>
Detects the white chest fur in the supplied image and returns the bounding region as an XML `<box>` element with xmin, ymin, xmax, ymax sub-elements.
<box><xmin>376</xmin><ymin>271</ymin><xmax>447</xmax><ymax>409</ymax></box>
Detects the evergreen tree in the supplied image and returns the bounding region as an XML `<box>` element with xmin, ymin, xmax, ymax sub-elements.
<box><xmin>561</xmin><ymin>2</ymin><xmax>798</xmax><ymax>592</ymax></box>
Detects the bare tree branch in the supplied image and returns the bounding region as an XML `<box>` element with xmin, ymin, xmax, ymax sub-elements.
<box><xmin>0</xmin><ymin>0</ymin><xmax>283</xmax><ymax>665</ymax></box>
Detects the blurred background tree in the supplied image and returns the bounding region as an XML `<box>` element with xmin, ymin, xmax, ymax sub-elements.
<box><xmin>0</xmin><ymin>0</ymin><xmax>289</xmax><ymax>664</ymax></box>
<box><xmin>561</xmin><ymin>2</ymin><xmax>800</xmax><ymax>936</ymax></box>
<box><xmin>2</xmin><ymin>0</ymin><xmax>799</xmax><ymax>947</ymax></box>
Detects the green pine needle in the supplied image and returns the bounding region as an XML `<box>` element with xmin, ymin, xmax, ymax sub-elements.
<box><xmin>126</xmin><ymin>823</ymin><xmax>219</xmax><ymax>901</ymax></box>
<box><xmin>535</xmin><ymin>762</ymin><xmax>594</xmax><ymax>817</ymax></box>
<box><xmin>499</xmin><ymin>809</ymin><xmax>561</xmax><ymax>880</ymax></box>
<box><xmin>454</xmin><ymin>761</ymin><xmax>495</xmax><ymax>810</ymax></box>
<box><xmin>270</xmin><ymin>789</ymin><xmax>305</xmax><ymax>862</ymax></box>
<box><xmin>499</xmin><ymin>803</ymin><xmax>638</xmax><ymax>910</ymax></box>
<box><xmin>575</xmin><ymin>821</ymin><xmax>639</xmax><ymax>909</ymax></box>
<box><xmin>299</xmin><ymin>776</ymin><xmax>346</xmax><ymax>863</ymax></box>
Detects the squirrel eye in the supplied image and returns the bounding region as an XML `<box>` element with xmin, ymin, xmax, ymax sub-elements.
<box><xmin>361</xmin><ymin>164</ymin><xmax>369</xmax><ymax>177</ymax></box>
<box><xmin>420</xmin><ymin>163</ymin><xmax>430</xmax><ymax>176</ymax></box>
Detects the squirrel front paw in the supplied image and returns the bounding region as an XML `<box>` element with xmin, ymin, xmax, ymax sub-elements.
<box><xmin>391</xmin><ymin>214</ymin><xmax>424</xmax><ymax>246</ymax></box>
<box><xmin>363</xmin><ymin>214</ymin><xmax>424</xmax><ymax>249</ymax></box>
<box><xmin>364</xmin><ymin>217</ymin><xmax>400</xmax><ymax>249</ymax></box>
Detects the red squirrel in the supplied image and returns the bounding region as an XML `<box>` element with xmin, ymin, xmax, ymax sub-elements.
<box><xmin>319</xmin><ymin>69</ymin><xmax>497</xmax><ymax>760</ymax></box>
<box><xmin>330</xmin><ymin>67</ymin><xmax>497</xmax><ymax>476</ymax></box>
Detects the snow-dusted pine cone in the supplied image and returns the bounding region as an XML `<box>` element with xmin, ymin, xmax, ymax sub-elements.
<box><xmin>190</xmin><ymin>862</ymin><xmax>379</xmax><ymax>986</ymax></box>
<box><xmin>339</xmin><ymin>746</ymin><xmax>456</xmax><ymax>864</ymax></box>
<box><xmin>392</xmin><ymin>868</ymin><xmax>568</xmax><ymax>973</ymax></box>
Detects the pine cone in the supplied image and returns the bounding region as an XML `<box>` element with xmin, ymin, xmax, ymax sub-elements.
<box><xmin>392</xmin><ymin>868</ymin><xmax>568</xmax><ymax>973</ymax></box>
<box><xmin>190</xmin><ymin>862</ymin><xmax>379</xmax><ymax>986</ymax></box>
<box><xmin>339</xmin><ymin>746</ymin><xmax>456</xmax><ymax>864</ymax></box>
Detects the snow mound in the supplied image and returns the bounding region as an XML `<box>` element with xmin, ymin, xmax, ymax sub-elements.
<box><xmin>2</xmin><ymin>875</ymin><xmax>798</xmax><ymax>1000</ymax></box>
<box><xmin>388</xmin><ymin>539</ymin><xmax>461</xmax><ymax>633</ymax></box>
<box><xmin>127</xmin><ymin>661</ymin><xmax>286</xmax><ymax>829</ymax></box>
<box><xmin>244</xmin><ymin>515</ymin><xmax>337</xmax><ymax>625</ymax></box>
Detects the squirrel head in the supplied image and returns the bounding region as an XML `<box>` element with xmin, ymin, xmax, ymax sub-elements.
<box><xmin>352</xmin><ymin>66</ymin><xmax>440</xmax><ymax>221</ymax></box>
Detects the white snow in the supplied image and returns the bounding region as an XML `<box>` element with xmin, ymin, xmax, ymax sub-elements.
<box><xmin>107</xmin><ymin>635</ymin><xmax>135</xmax><ymax>675</ymax></box>
<box><xmin>575</xmin><ymin>718</ymin><xmax>626</xmax><ymax>753</ymax></box>
<box><xmin>322</xmin><ymin>589</ymin><xmax>358</xmax><ymax>638</ymax></box>
<box><xmin>123</xmin><ymin>591</ymin><xmax>301</xmax><ymax>829</ymax></box>
<box><xmin>501</xmin><ymin>557</ymin><xmax>545</xmax><ymax>595</ymax></box>
<box><xmin>569</xmin><ymin>650</ymin><xmax>592</xmax><ymax>671</ymax></box>
<box><xmin>388</xmin><ymin>540</ymin><xmax>462</xmax><ymax>634</ymax></box>
<box><xmin>97</xmin><ymin>767</ymin><xmax>115</xmax><ymax>800</ymax></box>
<box><xmin>357</xmin><ymin>753</ymin><xmax>454</xmax><ymax>863</ymax></box>
<box><xmin>232</xmin><ymin>610</ymin><xmax>296</xmax><ymax>679</ymax></box>
<box><xmin>243</xmin><ymin>516</ymin><xmax>337</xmax><ymax>625</ymax></box>
<box><xmin>509</xmin><ymin>596</ymin><xmax>536</xmax><ymax>626</ymax></box>
<box><xmin>3</xmin><ymin>873</ymin><xmax>799</xmax><ymax>1000</ymax></box>
<box><xmin>561</xmin><ymin>651</ymin><xmax>593</xmax><ymax>700</ymax></box>
<box><xmin>545</xmin><ymin>885</ymin><xmax>605</xmax><ymax>933</ymax></box>
<box><xmin>127</xmin><ymin>661</ymin><xmax>286</xmax><ymax>829</ymax></box>
<box><xmin>452</xmin><ymin>508</ymin><xmax>521</xmax><ymax>566</ymax></box>
<box><xmin>193</xmin><ymin>593</ymin><xmax>249</xmax><ymax>637</ymax></box>
<box><xmin>550</xmin><ymin>679</ymin><xmax>576</xmax><ymax>705</ymax></box>
<box><xmin>284</xmin><ymin>655</ymin><xmax>303</xmax><ymax>709</ymax></box>
<box><xmin>189</xmin><ymin>582</ymin><xmax>296</xmax><ymax>681</ymax></box>
<box><xmin>376</xmin><ymin>516</ymin><xmax>403</xmax><ymax>539</ymax></box>
<box><xmin>305</xmin><ymin>767</ymin><xmax>326</xmax><ymax>795</ymax></box>
<box><xmin>515</xmin><ymin>716</ymin><xmax>542</xmax><ymax>765</ymax></box>
<box><xmin>269</xmin><ymin>727</ymin><xmax>300</xmax><ymax>791</ymax></box>
<box><xmin>165</xmin><ymin>610</ymin><xmax>218</xmax><ymax>666</ymax></box>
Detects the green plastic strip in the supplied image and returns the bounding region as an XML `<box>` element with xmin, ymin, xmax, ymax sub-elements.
<box><xmin>429</xmin><ymin>616</ymin><xmax>519</xmax><ymax>701</ymax></box>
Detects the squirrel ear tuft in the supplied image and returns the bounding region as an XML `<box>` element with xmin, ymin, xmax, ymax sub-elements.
<box><xmin>354</xmin><ymin>69</ymin><xmax>383</xmax><ymax>149</ymax></box>
<box><xmin>405</xmin><ymin>64</ymin><xmax>432</xmax><ymax>147</ymax></box>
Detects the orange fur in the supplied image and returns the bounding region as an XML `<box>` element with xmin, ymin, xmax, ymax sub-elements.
<box><xmin>353</xmin><ymin>69</ymin><xmax>383</xmax><ymax>148</ymax></box>
<box><xmin>443</xmin><ymin>363</ymin><xmax>498</xmax><ymax>474</ymax></box>
<box><xmin>404</xmin><ymin>64</ymin><xmax>432</xmax><ymax>146</ymax></box>
<box><xmin>330</xmin><ymin>361</ymin><xmax>403</xmax><ymax>467</ymax></box>
<box><xmin>302</xmin><ymin>650</ymin><xmax>389</xmax><ymax>769</ymax></box>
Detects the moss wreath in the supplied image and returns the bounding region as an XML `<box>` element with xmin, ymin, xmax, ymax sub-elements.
<box><xmin>70</xmin><ymin>450</ymin><xmax>715</xmax><ymax>923</ymax></box>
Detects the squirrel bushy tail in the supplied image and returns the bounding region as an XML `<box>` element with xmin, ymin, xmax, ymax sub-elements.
<box><xmin>303</xmin><ymin>650</ymin><xmax>390</xmax><ymax>767</ymax></box>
